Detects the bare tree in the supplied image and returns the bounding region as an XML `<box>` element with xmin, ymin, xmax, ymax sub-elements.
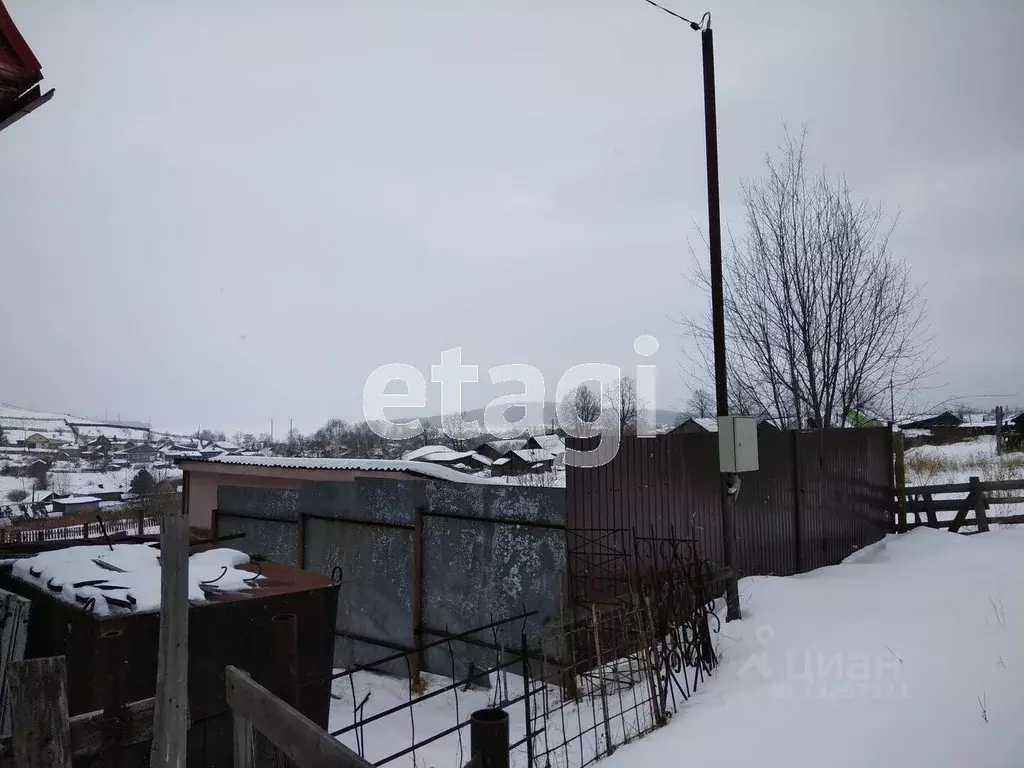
<box><xmin>604</xmin><ymin>376</ymin><xmax>650</xmax><ymax>436</ymax></box>
<box><xmin>687</xmin><ymin>388</ymin><xmax>715</xmax><ymax>419</ymax></box>
<box><xmin>439</xmin><ymin>412</ymin><xmax>479</xmax><ymax>452</ymax></box>
<box><xmin>558</xmin><ymin>384</ymin><xmax>603</xmax><ymax>436</ymax></box>
<box><xmin>681</xmin><ymin>130</ymin><xmax>932</xmax><ymax>429</ymax></box>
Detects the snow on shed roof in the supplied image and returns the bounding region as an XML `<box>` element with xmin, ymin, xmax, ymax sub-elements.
<box><xmin>54</xmin><ymin>495</ymin><xmax>102</xmax><ymax>504</ymax></box>
<box><xmin>402</xmin><ymin>445</ymin><xmax>453</xmax><ymax>461</ymax></box>
<box><xmin>12</xmin><ymin>545</ymin><xmax>259</xmax><ymax>616</ymax></box>
<box><xmin>183</xmin><ymin>455</ymin><xmax>497</xmax><ymax>484</ymax></box>
<box><xmin>420</xmin><ymin>450</ymin><xmax>476</xmax><ymax>463</ymax></box>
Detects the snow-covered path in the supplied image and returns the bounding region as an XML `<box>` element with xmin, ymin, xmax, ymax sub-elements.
<box><xmin>605</xmin><ymin>527</ymin><xmax>1024</xmax><ymax>768</ymax></box>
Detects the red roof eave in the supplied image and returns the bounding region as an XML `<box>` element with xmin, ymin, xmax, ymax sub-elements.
<box><xmin>0</xmin><ymin>0</ymin><xmax>52</xmax><ymax>135</ymax></box>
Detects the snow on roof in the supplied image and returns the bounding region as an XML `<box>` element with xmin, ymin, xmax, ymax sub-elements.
<box><xmin>483</xmin><ymin>439</ymin><xmax>528</xmax><ymax>455</ymax></box>
<box><xmin>470</xmin><ymin>453</ymin><xmax>493</xmax><ymax>465</ymax></box>
<box><xmin>74</xmin><ymin>484</ymin><xmax>123</xmax><ymax>496</ymax></box>
<box><xmin>420</xmin><ymin>450</ymin><xmax>477</xmax><ymax>463</ymax></box>
<box><xmin>402</xmin><ymin>445</ymin><xmax>453</xmax><ymax>461</ymax></box>
<box><xmin>691</xmin><ymin>417</ymin><xmax>719</xmax><ymax>432</ymax></box>
<box><xmin>54</xmin><ymin>496</ymin><xmax>102</xmax><ymax>504</ymax></box>
<box><xmin>529</xmin><ymin>434</ymin><xmax>566</xmax><ymax>454</ymax></box>
<box><xmin>493</xmin><ymin>457</ymin><xmax>511</xmax><ymax>465</ymax></box>
<box><xmin>511</xmin><ymin>449</ymin><xmax>555</xmax><ymax>463</ymax></box>
<box><xmin>214</xmin><ymin>441</ymin><xmax>238</xmax><ymax>451</ymax></box>
<box><xmin>185</xmin><ymin>455</ymin><xmax>497</xmax><ymax>484</ymax></box>
<box><xmin>12</xmin><ymin>545</ymin><xmax>259</xmax><ymax>616</ymax></box>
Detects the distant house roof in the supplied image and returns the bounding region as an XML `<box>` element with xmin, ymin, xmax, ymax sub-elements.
<box><xmin>75</xmin><ymin>484</ymin><xmax>122</xmax><ymax>497</ymax></box>
<box><xmin>511</xmin><ymin>449</ymin><xmax>555</xmax><ymax>463</ymax></box>
<box><xmin>419</xmin><ymin>450</ymin><xmax>477</xmax><ymax>463</ymax></box>
<box><xmin>669</xmin><ymin>417</ymin><xmax>719</xmax><ymax>434</ymax></box>
<box><xmin>180</xmin><ymin>455</ymin><xmax>497</xmax><ymax>484</ymax></box>
<box><xmin>526</xmin><ymin>434</ymin><xmax>566</xmax><ymax>455</ymax></box>
<box><xmin>402</xmin><ymin>445</ymin><xmax>453</xmax><ymax>461</ymax></box>
<box><xmin>899</xmin><ymin>411</ymin><xmax>962</xmax><ymax>430</ymax></box>
<box><xmin>481</xmin><ymin>439</ymin><xmax>528</xmax><ymax>455</ymax></box>
<box><xmin>493</xmin><ymin>457</ymin><xmax>511</xmax><ymax>466</ymax></box>
<box><xmin>54</xmin><ymin>496</ymin><xmax>101</xmax><ymax>505</ymax></box>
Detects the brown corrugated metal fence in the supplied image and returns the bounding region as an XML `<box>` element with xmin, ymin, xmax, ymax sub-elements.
<box><xmin>566</xmin><ymin>428</ymin><xmax>894</xmax><ymax>602</ymax></box>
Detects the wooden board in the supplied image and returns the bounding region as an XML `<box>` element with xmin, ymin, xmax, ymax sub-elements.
<box><xmin>0</xmin><ymin>588</ymin><xmax>31</xmax><ymax>738</ymax></box>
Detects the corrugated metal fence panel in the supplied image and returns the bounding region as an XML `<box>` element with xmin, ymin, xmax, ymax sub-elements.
<box><xmin>0</xmin><ymin>588</ymin><xmax>30</xmax><ymax>737</ymax></box>
<box><xmin>567</xmin><ymin>428</ymin><xmax>894</xmax><ymax>597</ymax></box>
<box><xmin>797</xmin><ymin>428</ymin><xmax>893</xmax><ymax>571</ymax></box>
<box><xmin>734</xmin><ymin>430</ymin><xmax>799</xmax><ymax>577</ymax></box>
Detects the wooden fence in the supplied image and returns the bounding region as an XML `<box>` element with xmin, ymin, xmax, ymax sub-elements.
<box><xmin>0</xmin><ymin>656</ymin><xmax>506</xmax><ymax>768</ymax></box>
<box><xmin>901</xmin><ymin>476</ymin><xmax>1024</xmax><ymax>533</ymax></box>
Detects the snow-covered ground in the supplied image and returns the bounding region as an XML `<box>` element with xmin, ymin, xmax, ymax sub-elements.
<box><xmin>906</xmin><ymin>435</ymin><xmax>1024</xmax><ymax>486</ymax></box>
<box><xmin>905</xmin><ymin>435</ymin><xmax>1024</xmax><ymax>521</ymax></box>
<box><xmin>0</xmin><ymin>466</ymin><xmax>182</xmax><ymax>505</ymax></box>
<box><xmin>329</xmin><ymin>527</ymin><xmax>1024</xmax><ymax>768</ymax></box>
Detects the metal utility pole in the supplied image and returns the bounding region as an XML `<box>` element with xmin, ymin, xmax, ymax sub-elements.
<box><xmin>700</xmin><ymin>20</ymin><xmax>741</xmax><ymax>621</ymax></box>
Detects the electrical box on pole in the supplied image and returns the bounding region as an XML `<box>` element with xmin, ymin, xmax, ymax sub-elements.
<box><xmin>718</xmin><ymin>416</ymin><xmax>759</xmax><ymax>473</ymax></box>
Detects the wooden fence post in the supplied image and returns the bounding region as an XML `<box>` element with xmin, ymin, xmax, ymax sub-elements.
<box><xmin>233</xmin><ymin>712</ymin><xmax>254</xmax><ymax>768</ymax></box>
<box><xmin>150</xmin><ymin>473</ymin><xmax>190</xmax><ymax>768</ymax></box>
<box><xmin>8</xmin><ymin>656</ymin><xmax>72</xmax><ymax>768</ymax></box>
<box><xmin>970</xmin><ymin>476</ymin><xmax>990</xmax><ymax>533</ymax></box>
<box><xmin>894</xmin><ymin>431</ymin><xmax>907</xmax><ymax>533</ymax></box>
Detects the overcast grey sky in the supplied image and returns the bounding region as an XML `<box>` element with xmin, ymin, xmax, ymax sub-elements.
<box><xmin>2</xmin><ymin>0</ymin><xmax>1022</xmax><ymax>434</ymax></box>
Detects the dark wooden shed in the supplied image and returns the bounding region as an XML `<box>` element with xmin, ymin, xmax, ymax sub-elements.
<box><xmin>0</xmin><ymin>560</ymin><xmax>339</xmax><ymax>767</ymax></box>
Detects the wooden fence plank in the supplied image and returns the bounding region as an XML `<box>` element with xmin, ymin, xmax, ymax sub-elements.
<box><xmin>906</xmin><ymin>478</ymin><xmax>1024</xmax><ymax>495</ymax></box>
<box><xmin>0</xmin><ymin>697</ymin><xmax>155</xmax><ymax>768</ymax></box>
<box><xmin>970</xmin><ymin>477</ymin><xmax>990</xmax><ymax>533</ymax></box>
<box><xmin>225</xmin><ymin>666</ymin><xmax>373</xmax><ymax>768</ymax></box>
<box><xmin>0</xmin><ymin>588</ymin><xmax>31</xmax><ymax>738</ymax></box>
<box><xmin>8</xmin><ymin>656</ymin><xmax>71</xmax><ymax>768</ymax></box>
<box><xmin>150</xmin><ymin>481</ymin><xmax>190</xmax><ymax>768</ymax></box>
<box><xmin>233</xmin><ymin>713</ymin><xmax>254</xmax><ymax>768</ymax></box>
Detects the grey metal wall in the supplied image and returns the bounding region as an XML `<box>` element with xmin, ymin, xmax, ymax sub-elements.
<box><xmin>215</xmin><ymin>478</ymin><xmax>566</xmax><ymax>678</ymax></box>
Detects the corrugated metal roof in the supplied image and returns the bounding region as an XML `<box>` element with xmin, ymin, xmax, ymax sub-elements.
<box><xmin>185</xmin><ymin>454</ymin><xmax>497</xmax><ymax>484</ymax></box>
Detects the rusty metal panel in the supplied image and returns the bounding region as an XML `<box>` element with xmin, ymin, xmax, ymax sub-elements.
<box><xmin>219</xmin><ymin>485</ymin><xmax>300</xmax><ymax>520</ymax></box>
<box><xmin>217</xmin><ymin>514</ymin><xmax>298</xmax><ymax>566</ymax></box>
<box><xmin>304</xmin><ymin>515</ymin><xmax>414</xmax><ymax>670</ymax></box>
<box><xmin>420</xmin><ymin>513</ymin><xmax>565</xmax><ymax>676</ymax></box>
<box><xmin>357</xmin><ymin>477</ymin><xmax>422</xmax><ymax>525</ymax></box>
<box><xmin>425</xmin><ymin>481</ymin><xmax>564</xmax><ymax>526</ymax></box>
